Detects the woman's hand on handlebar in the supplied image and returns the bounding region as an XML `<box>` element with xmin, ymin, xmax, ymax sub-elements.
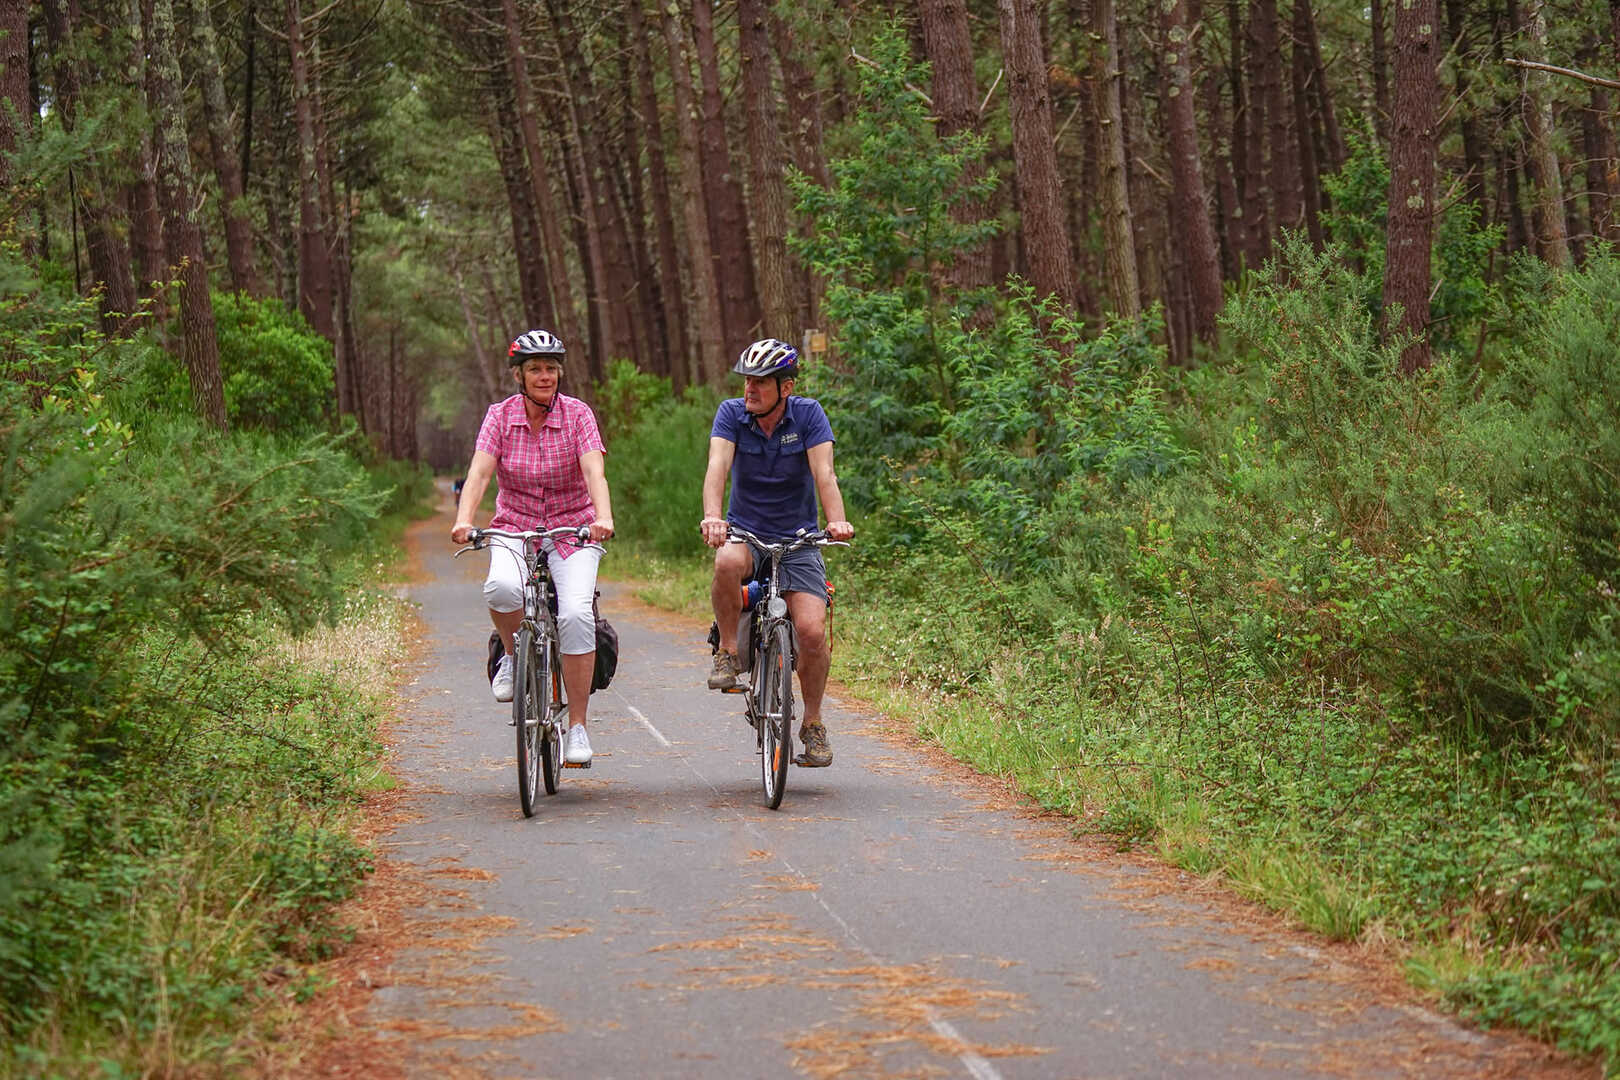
<box><xmin>589</xmin><ymin>518</ymin><xmax>614</xmax><ymax>544</ymax></box>
<box><xmin>452</xmin><ymin>521</ymin><xmax>476</xmax><ymax>545</ymax></box>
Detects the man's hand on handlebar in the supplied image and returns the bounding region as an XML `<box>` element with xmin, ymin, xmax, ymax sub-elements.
<box><xmin>825</xmin><ymin>520</ymin><xmax>854</xmax><ymax>542</ymax></box>
<box><xmin>700</xmin><ymin>516</ymin><xmax>728</xmax><ymax>549</ymax></box>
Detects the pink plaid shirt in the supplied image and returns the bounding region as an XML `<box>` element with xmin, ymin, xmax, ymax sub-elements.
<box><xmin>475</xmin><ymin>393</ymin><xmax>605</xmax><ymax>559</ymax></box>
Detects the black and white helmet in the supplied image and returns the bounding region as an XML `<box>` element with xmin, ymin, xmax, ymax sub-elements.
<box><xmin>733</xmin><ymin>338</ymin><xmax>799</xmax><ymax>378</ymax></box>
<box><xmin>508</xmin><ymin>329</ymin><xmax>565</xmax><ymax>363</ymax></box>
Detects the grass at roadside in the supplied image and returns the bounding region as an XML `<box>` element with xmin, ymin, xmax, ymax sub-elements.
<box><xmin>0</xmin><ymin>585</ymin><xmax>414</xmax><ymax>1080</ymax></box>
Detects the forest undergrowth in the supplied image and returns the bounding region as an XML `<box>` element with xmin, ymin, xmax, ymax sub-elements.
<box><xmin>0</xmin><ymin>249</ymin><xmax>434</xmax><ymax>1076</ymax></box>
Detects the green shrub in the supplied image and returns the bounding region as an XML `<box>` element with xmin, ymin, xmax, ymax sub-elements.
<box><xmin>595</xmin><ymin>360</ymin><xmax>718</xmax><ymax>559</ymax></box>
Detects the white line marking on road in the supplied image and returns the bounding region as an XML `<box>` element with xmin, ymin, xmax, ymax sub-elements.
<box><xmin>624</xmin><ymin>703</ymin><xmax>670</xmax><ymax>747</ymax></box>
<box><xmin>617</xmin><ymin>684</ymin><xmax>1003</xmax><ymax>1080</ymax></box>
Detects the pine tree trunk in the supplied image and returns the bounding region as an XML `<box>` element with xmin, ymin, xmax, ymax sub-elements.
<box><xmin>287</xmin><ymin>0</ymin><xmax>334</xmax><ymax>344</ymax></box>
<box><xmin>1240</xmin><ymin>0</ymin><xmax>1273</xmax><ymax>259</ymax></box>
<box><xmin>1582</xmin><ymin>82</ymin><xmax>1617</xmax><ymax>243</ymax></box>
<box><xmin>0</xmin><ymin>0</ymin><xmax>26</xmax><ymax>186</ymax></box>
<box><xmin>40</xmin><ymin>0</ymin><xmax>136</xmax><ymax>330</ymax></box>
<box><xmin>771</xmin><ymin>9</ymin><xmax>829</xmax><ymax>328</ymax></box>
<box><xmin>1443</xmin><ymin>0</ymin><xmax>1486</xmax><ymax>209</ymax></box>
<box><xmin>1255</xmin><ymin>0</ymin><xmax>1300</xmax><ymax>236</ymax></box>
<box><xmin>1083</xmin><ymin>0</ymin><xmax>1135</xmax><ymax>315</ymax></box>
<box><xmin>149</xmin><ymin>0</ymin><xmax>227</xmax><ymax>427</ymax></box>
<box><xmin>1297</xmin><ymin>0</ymin><xmax>1344</xmax><ymax>173</ymax></box>
<box><xmin>500</xmin><ymin>0</ymin><xmax>574</xmax><ymax>344</ymax></box>
<box><xmin>184</xmin><ymin>0</ymin><xmax>258</xmax><ymax>295</ymax></box>
<box><xmin>1291</xmin><ymin>0</ymin><xmax>1324</xmax><ymax>246</ymax></box>
<box><xmin>691</xmin><ymin>0</ymin><xmax>760</xmax><ymax>347</ymax></box>
<box><xmin>625</xmin><ymin>0</ymin><xmax>688</xmax><ymax>387</ymax></box>
<box><xmin>1163</xmin><ymin>0</ymin><xmax>1223</xmax><ymax>342</ymax></box>
<box><xmin>661</xmin><ymin>3</ymin><xmax>727</xmax><ymax>384</ymax></box>
<box><xmin>489</xmin><ymin>90</ymin><xmax>552</xmax><ymax>332</ymax></box>
<box><xmin>1370</xmin><ymin>0</ymin><xmax>1391</xmax><ymax>141</ymax></box>
<box><xmin>1520</xmin><ymin>0</ymin><xmax>1569</xmax><ymax>267</ymax></box>
<box><xmin>921</xmin><ymin>0</ymin><xmax>993</xmax><ymax>295</ymax></box>
<box><xmin>737</xmin><ymin>0</ymin><xmax>797</xmax><ymax>340</ymax></box>
<box><xmin>543</xmin><ymin>0</ymin><xmax>628</xmax><ymax>376</ymax></box>
<box><xmin>128</xmin><ymin>0</ymin><xmax>166</xmax><ymax>312</ymax></box>
<box><xmin>1382</xmin><ymin>0</ymin><xmax>1438</xmax><ymax>374</ymax></box>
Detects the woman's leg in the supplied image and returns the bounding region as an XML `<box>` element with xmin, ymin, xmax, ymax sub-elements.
<box><xmin>548</xmin><ymin>543</ymin><xmax>603</xmax><ymax>730</ymax></box>
<box><xmin>483</xmin><ymin>535</ymin><xmax>527</xmax><ymax>653</ymax></box>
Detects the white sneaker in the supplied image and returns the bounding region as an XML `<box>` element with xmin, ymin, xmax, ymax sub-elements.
<box><xmin>564</xmin><ymin>725</ymin><xmax>593</xmax><ymax>765</ymax></box>
<box><xmin>491</xmin><ymin>654</ymin><xmax>514</xmax><ymax>702</ymax></box>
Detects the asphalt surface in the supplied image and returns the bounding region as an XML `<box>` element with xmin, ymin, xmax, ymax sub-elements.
<box><xmin>360</xmin><ymin>498</ymin><xmax>1582</xmax><ymax>1079</ymax></box>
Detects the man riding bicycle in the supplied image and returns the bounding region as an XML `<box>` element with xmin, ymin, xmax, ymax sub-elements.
<box><xmin>451</xmin><ymin>329</ymin><xmax>614</xmax><ymax>767</ymax></box>
<box><xmin>700</xmin><ymin>338</ymin><xmax>854</xmax><ymax>767</ymax></box>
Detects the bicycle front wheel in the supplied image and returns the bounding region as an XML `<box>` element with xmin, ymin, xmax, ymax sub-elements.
<box><xmin>540</xmin><ymin>637</ymin><xmax>563</xmax><ymax>794</ymax></box>
<box><xmin>759</xmin><ymin>622</ymin><xmax>794</xmax><ymax>809</ymax></box>
<box><xmin>514</xmin><ymin>627</ymin><xmax>543</xmax><ymax>817</ymax></box>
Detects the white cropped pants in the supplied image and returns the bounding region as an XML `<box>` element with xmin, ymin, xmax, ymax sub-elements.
<box><xmin>482</xmin><ymin>536</ymin><xmax>602</xmax><ymax>655</ymax></box>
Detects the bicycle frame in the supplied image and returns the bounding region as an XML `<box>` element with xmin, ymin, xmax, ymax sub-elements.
<box><xmin>461</xmin><ymin>525</ymin><xmax>597</xmax><ymax>815</ymax></box>
<box><xmin>724</xmin><ymin>527</ymin><xmax>847</xmax><ymax>808</ymax></box>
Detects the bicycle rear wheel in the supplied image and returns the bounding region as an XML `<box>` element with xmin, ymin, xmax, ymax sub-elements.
<box><xmin>515</xmin><ymin>627</ymin><xmax>543</xmax><ymax>817</ymax></box>
<box><xmin>540</xmin><ymin>637</ymin><xmax>563</xmax><ymax>794</ymax></box>
<box><xmin>759</xmin><ymin>622</ymin><xmax>794</xmax><ymax>809</ymax></box>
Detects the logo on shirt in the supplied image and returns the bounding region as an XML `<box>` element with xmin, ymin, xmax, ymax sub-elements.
<box><xmin>780</xmin><ymin>432</ymin><xmax>801</xmax><ymax>446</ymax></box>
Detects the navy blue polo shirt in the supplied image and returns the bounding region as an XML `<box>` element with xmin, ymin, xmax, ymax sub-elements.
<box><xmin>711</xmin><ymin>395</ymin><xmax>835</xmax><ymax>539</ymax></box>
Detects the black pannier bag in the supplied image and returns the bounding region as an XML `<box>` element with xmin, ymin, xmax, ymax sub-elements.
<box><xmin>484</xmin><ymin>589</ymin><xmax>618</xmax><ymax>691</ymax></box>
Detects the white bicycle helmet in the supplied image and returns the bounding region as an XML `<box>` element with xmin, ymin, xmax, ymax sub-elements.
<box><xmin>508</xmin><ymin>329</ymin><xmax>566</xmax><ymax>363</ymax></box>
<box><xmin>733</xmin><ymin>338</ymin><xmax>799</xmax><ymax>378</ymax></box>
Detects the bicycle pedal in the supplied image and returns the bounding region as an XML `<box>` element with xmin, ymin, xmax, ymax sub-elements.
<box><xmin>720</xmin><ymin>685</ymin><xmax>747</xmax><ymax>695</ymax></box>
<box><xmin>564</xmin><ymin>760</ymin><xmax>592</xmax><ymax>769</ymax></box>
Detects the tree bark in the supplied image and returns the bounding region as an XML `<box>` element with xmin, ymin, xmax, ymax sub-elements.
<box><xmin>661</xmin><ymin>1</ymin><xmax>727</xmax><ymax>384</ymax></box>
<box><xmin>690</xmin><ymin>0</ymin><xmax>760</xmax><ymax>347</ymax></box>
<box><xmin>771</xmin><ymin>8</ymin><xmax>829</xmax><ymax>327</ymax></box>
<box><xmin>1083</xmin><ymin>0</ymin><xmax>1134</xmax><ymax>315</ymax></box>
<box><xmin>1296</xmin><ymin>0</ymin><xmax>1344</xmax><ymax>173</ymax></box>
<box><xmin>0</xmin><ymin>0</ymin><xmax>27</xmax><ymax>187</ymax></box>
<box><xmin>1581</xmin><ymin>80</ymin><xmax>1617</xmax><ymax>243</ymax></box>
<box><xmin>1163</xmin><ymin>0</ymin><xmax>1223</xmax><ymax>342</ymax></box>
<box><xmin>1520</xmin><ymin>0</ymin><xmax>1570</xmax><ymax>267</ymax></box>
<box><xmin>287</xmin><ymin>0</ymin><xmax>334</xmax><ymax>345</ymax></box>
<box><xmin>1291</xmin><ymin>0</ymin><xmax>1323</xmax><ymax>246</ymax></box>
<box><xmin>184</xmin><ymin>0</ymin><xmax>258</xmax><ymax>295</ymax></box>
<box><xmin>543</xmin><ymin>0</ymin><xmax>627</xmax><ymax>375</ymax></box>
<box><xmin>920</xmin><ymin>0</ymin><xmax>993</xmax><ymax>295</ymax></box>
<box><xmin>149</xmin><ymin>0</ymin><xmax>227</xmax><ymax>427</ymax></box>
<box><xmin>626</xmin><ymin>0</ymin><xmax>688</xmax><ymax>387</ymax></box>
<box><xmin>128</xmin><ymin>0</ymin><xmax>166</xmax><ymax>312</ymax></box>
<box><xmin>39</xmin><ymin>0</ymin><xmax>136</xmax><ymax>329</ymax></box>
<box><xmin>1382</xmin><ymin>0</ymin><xmax>1438</xmax><ymax>374</ymax></box>
<box><xmin>1443</xmin><ymin>0</ymin><xmax>1486</xmax><ymax>209</ymax></box>
<box><xmin>500</xmin><ymin>0</ymin><xmax>575</xmax><ymax>345</ymax></box>
<box><xmin>489</xmin><ymin>88</ymin><xmax>553</xmax><ymax>332</ymax></box>
<box><xmin>737</xmin><ymin>0</ymin><xmax>798</xmax><ymax>340</ymax></box>
<box><xmin>1370</xmin><ymin>0</ymin><xmax>1390</xmax><ymax>141</ymax></box>
<box><xmin>1255</xmin><ymin>0</ymin><xmax>1300</xmax><ymax>236</ymax></box>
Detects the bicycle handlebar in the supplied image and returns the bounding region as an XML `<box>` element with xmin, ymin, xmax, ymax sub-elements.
<box><xmin>725</xmin><ymin>526</ymin><xmax>850</xmax><ymax>555</ymax></box>
<box><xmin>462</xmin><ymin>525</ymin><xmax>601</xmax><ymax>552</ymax></box>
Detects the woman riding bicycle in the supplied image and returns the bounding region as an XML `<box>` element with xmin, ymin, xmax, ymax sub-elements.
<box><xmin>452</xmin><ymin>330</ymin><xmax>615</xmax><ymax>766</ymax></box>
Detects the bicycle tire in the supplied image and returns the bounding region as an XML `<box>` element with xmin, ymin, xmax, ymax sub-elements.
<box><xmin>540</xmin><ymin>633</ymin><xmax>563</xmax><ymax>794</ymax></box>
<box><xmin>515</xmin><ymin>626</ymin><xmax>542</xmax><ymax>817</ymax></box>
<box><xmin>759</xmin><ymin>622</ymin><xmax>794</xmax><ymax>809</ymax></box>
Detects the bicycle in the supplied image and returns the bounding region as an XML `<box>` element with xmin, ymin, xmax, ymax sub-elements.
<box><xmin>719</xmin><ymin>526</ymin><xmax>848</xmax><ymax>809</ymax></box>
<box><xmin>458</xmin><ymin>525</ymin><xmax>599</xmax><ymax>817</ymax></box>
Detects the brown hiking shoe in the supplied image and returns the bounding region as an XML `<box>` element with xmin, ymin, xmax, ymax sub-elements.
<box><xmin>796</xmin><ymin>721</ymin><xmax>833</xmax><ymax>767</ymax></box>
<box><xmin>707</xmin><ymin>651</ymin><xmax>743</xmax><ymax>690</ymax></box>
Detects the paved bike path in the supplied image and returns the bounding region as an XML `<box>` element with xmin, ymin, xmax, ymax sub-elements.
<box><xmin>358</xmin><ymin>501</ymin><xmax>1583</xmax><ymax>1078</ymax></box>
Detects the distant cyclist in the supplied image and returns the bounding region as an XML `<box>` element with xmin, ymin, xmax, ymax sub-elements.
<box><xmin>700</xmin><ymin>338</ymin><xmax>853</xmax><ymax>767</ymax></box>
<box><xmin>452</xmin><ymin>330</ymin><xmax>614</xmax><ymax>766</ymax></box>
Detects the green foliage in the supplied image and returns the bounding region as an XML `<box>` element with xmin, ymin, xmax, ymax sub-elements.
<box><xmin>0</xmin><ymin>247</ymin><xmax>403</xmax><ymax>1070</ymax></box>
<box><xmin>1321</xmin><ymin>125</ymin><xmax>1503</xmax><ymax>352</ymax></box>
<box><xmin>125</xmin><ymin>292</ymin><xmax>335</xmax><ymax>436</ymax></box>
<box><xmin>594</xmin><ymin>360</ymin><xmax>719</xmax><ymax>559</ymax></box>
